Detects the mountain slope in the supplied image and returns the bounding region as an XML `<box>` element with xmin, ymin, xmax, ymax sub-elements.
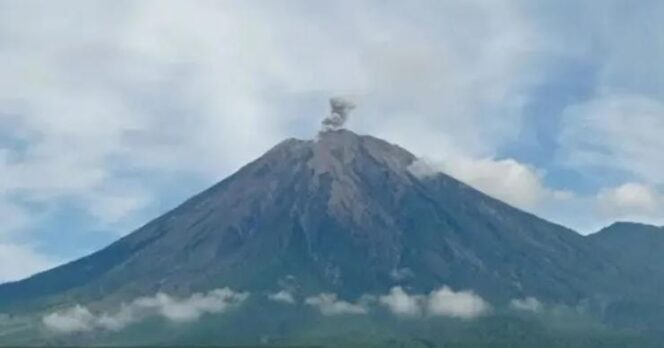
<box><xmin>587</xmin><ymin>222</ymin><xmax>664</xmax><ymax>332</ymax></box>
<box><xmin>0</xmin><ymin>130</ymin><xmax>644</xmax><ymax>312</ymax></box>
<box><xmin>589</xmin><ymin>222</ymin><xmax>664</xmax><ymax>271</ymax></box>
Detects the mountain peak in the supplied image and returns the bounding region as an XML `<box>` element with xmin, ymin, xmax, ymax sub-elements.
<box><xmin>312</xmin><ymin>129</ymin><xmax>416</xmax><ymax>176</ymax></box>
<box><xmin>315</xmin><ymin>129</ymin><xmax>363</xmax><ymax>153</ymax></box>
<box><xmin>596</xmin><ymin>221</ymin><xmax>662</xmax><ymax>235</ymax></box>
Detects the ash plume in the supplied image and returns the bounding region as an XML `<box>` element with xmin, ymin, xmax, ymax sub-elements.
<box><xmin>321</xmin><ymin>97</ymin><xmax>356</xmax><ymax>132</ymax></box>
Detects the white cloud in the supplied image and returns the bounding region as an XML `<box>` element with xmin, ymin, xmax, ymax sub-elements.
<box><xmin>305</xmin><ymin>293</ymin><xmax>369</xmax><ymax>316</ymax></box>
<box><xmin>379</xmin><ymin>287</ymin><xmax>424</xmax><ymax>318</ymax></box>
<box><xmin>42</xmin><ymin>286</ymin><xmax>491</xmax><ymax>331</ymax></box>
<box><xmin>0</xmin><ymin>243</ymin><xmax>57</xmax><ymax>283</ymax></box>
<box><xmin>42</xmin><ymin>305</ymin><xmax>96</xmax><ymax>334</ymax></box>
<box><xmin>409</xmin><ymin>157</ymin><xmax>570</xmax><ymax>211</ymax></box>
<box><xmin>95</xmin><ymin>304</ymin><xmax>137</xmax><ymax>332</ymax></box>
<box><xmin>378</xmin><ymin>286</ymin><xmax>491</xmax><ymax>320</ymax></box>
<box><xmin>133</xmin><ymin>288</ymin><xmax>249</xmax><ymax>323</ymax></box>
<box><xmin>426</xmin><ymin>287</ymin><xmax>491</xmax><ymax>320</ymax></box>
<box><xmin>597</xmin><ymin>183</ymin><xmax>663</xmax><ymax>222</ymax></box>
<box><xmin>268</xmin><ymin>290</ymin><xmax>296</xmax><ymax>304</ymax></box>
<box><xmin>598</xmin><ymin>183</ymin><xmax>659</xmax><ymax>213</ymax></box>
<box><xmin>510</xmin><ymin>297</ymin><xmax>543</xmax><ymax>312</ymax></box>
<box><xmin>43</xmin><ymin>287</ymin><xmax>248</xmax><ymax>334</ymax></box>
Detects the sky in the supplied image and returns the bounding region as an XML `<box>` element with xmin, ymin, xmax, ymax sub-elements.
<box><xmin>0</xmin><ymin>0</ymin><xmax>663</xmax><ymax>283</ymax></box>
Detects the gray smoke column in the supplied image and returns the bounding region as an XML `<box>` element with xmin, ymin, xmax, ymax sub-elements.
<box><xmin>321</xmin><ymin>97</ymin><xmax>356</xmax><ymax>131</ymax></box>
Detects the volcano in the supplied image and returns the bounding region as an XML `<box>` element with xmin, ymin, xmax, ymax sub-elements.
<box><xmin>0</xmin><ymin>129</ymin><xmax>662</xmax><ymax>346</ymax></box>
<box><xmin>0</xmin><ymin>129</ymin><xmax>644</xmax><ymax>306</ymax></box>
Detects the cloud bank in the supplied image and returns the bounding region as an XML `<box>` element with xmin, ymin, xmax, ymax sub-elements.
<box><xmin>43</xmin><ymin>288</ymin><xmax>248</xmax><ymax>334</ymax></box>
<box><xmin>304</xmin><ymin>286</ymin><xmax>491</xmax><ymax>320</ymax></box>
<box><xmin>41</xmin><ymin>285</ymin><xmax>529</xmax><ymax>332</ymax></box>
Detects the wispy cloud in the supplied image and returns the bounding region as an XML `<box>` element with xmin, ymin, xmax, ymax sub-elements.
<box><xmin>305</xmin><ymin>293</ymin><xmax>370</xmax><ymax>316</ymax></box>
<box><xmin>510</xmin><ymin>297</ymin><xmax>543</xmax><ymax>312</ymax></box>
<box><xmin>42</xmin><ymin>288</ymin><xmax>248</xmax><ymax>334</ymax></box>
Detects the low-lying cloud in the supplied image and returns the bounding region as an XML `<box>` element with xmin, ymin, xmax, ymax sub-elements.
<box><xmin>42</xmin><ymin>305</ymin><xmax>98</xmax><ymax>334</ymax></box>
<box><xmin>305</xmin><ymin>286</ymin><xmax>491</xmax><ymax>320</ymax></box>
<box><xmin>427</xmin><ymin>287</ymin><xmax>491</xmax><ymax>320</ymax></box>
<box><xmin>305</xmin><ymin>293</ymin><xmax>370</xmax><ymax>316</ymax></box>
<box><xmin>42</xmin><ymin>285</ymin><xmax>493</xmax><ymax>332</ymax></box>
<box><xmin>43</xmin><ymin>288</ymin><xmax>248</xmax><ymax>334</ymax></box>
<box><xmin>510</xmin><ymin>297</ymin><xmax>543</xmax><ymax>312</ymax></box>
<box><xmin>379</xmin><ymin>287</ymin><xmax>424</xmax><ymax>317</ymax></box>
<box><xmin>379</xmin><ymin>286</ymin><xmax>491</xmax><ymax>320</ymax></box>
<box><xmin>268</xmin><ymin>290</ymin><xmax>296</xmax><ymax>304</ymax></box>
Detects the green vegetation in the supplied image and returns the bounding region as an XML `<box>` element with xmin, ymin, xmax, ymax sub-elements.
<box><xmin>2</xmin><ymin>297</ymin><xmax>661</xmax><ymax>347</ymax></box>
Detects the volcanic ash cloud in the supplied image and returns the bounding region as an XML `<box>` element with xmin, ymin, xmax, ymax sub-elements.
<box><xmin>321</xmin><ymin>97</ymin><xmax>356</xmax><ymax>132</ymax></box>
